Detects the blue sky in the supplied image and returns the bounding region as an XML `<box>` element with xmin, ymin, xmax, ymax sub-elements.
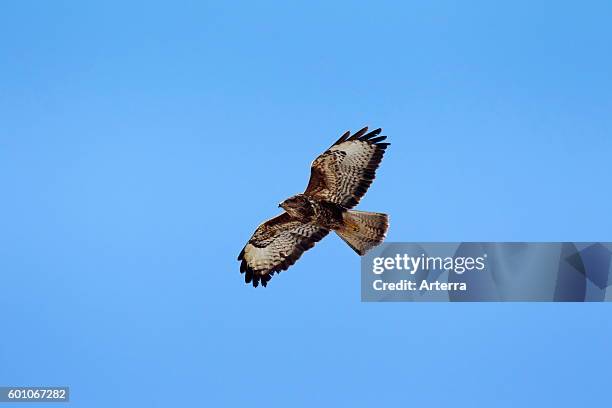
<box><xmin>1</xmin><ymin>1</ymin><xmax>611</xmax><ymax>407</ymax></box>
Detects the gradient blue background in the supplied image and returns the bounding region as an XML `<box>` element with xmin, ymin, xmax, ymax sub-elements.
<box><xmin>1</xmin><ymin>1</ymin><xmax>611</xmax><ymax>407</ymax></box>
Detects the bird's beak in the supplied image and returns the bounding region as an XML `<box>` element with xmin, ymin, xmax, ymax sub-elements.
<box><xmin>278</xmin><ymin>203</ymin><xmax>282</xmax><ymax>208</ymax></box>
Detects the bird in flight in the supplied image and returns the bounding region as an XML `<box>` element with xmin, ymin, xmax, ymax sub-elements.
<box><xmin>238</xmin><ymin>127</ymin><xmax>390</xmax><ymax>287</ymax></box>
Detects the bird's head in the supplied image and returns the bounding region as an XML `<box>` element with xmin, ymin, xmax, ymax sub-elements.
<box><xmin>279</xmin><ymin>194</ymin><xmax>308</xmax><ymax>214</ymax></box>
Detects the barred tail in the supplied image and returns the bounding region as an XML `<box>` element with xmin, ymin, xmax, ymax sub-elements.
<box><xmin>336</xmin><ymin>210</ymin><xmax>389</xmax><ymax>255</ymax></box>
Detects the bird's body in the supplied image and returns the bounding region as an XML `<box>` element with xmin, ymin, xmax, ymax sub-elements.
<box><xmin>280</xmin><ymin>194</ymin><xmax>345</xmax><ymax>229</ymax></box>
<box><xmin>238</xmin><ymin>127</ymin><xmax>390</xmax><ymax>287</ymax></box>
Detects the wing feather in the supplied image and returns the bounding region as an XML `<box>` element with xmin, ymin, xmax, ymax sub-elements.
<box><xmin>304</xmin><ymin>127</ymin><xmax>389</xmax><ymax>208</ymax></box>
<box><xmin>237</xmin><ymin>213</ymin><xmax>329</xmax><ymax>287</ymax></box>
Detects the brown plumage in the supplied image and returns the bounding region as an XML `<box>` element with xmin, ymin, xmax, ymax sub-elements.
<box><xmin>238</xmin><ymin>127</ymin><xmax>390</xmax><ymax>287</ymax></box>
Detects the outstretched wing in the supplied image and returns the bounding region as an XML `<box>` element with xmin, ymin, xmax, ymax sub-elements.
<box><xmin>304</xmin><ymin>127</ymin><xmax>389</xmax><ymax>209</ymax></box>
<box><xmin>237</xmin><ymin>213</ymin><xmax>329</xmax><ymax>287</ymax></box>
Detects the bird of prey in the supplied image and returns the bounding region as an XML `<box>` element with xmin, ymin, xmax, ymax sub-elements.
<box><xmin>238</xmin><ymin>127</ymin><xmax>390</xmax><ymax>287</ymax></box>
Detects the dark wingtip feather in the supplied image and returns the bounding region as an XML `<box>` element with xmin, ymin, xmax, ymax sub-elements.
<box><xmin>244</xmin><ymin>265</ymin><xmax>252</xmax><ymax>283</ymax></box>
<box><xmin>368</xmin><ymin>135</ymin><xmax>387</xmax><ymax>144</ymax></box>
<box><xmin>251</xmin><ymin>272</ymin><xmax>272</xmax><ymax>288</ymax></box>
<box><xmin>349</xmin><ymin>126</ymin><xmax>369</xmax><ymax>140</ymax></box>
<box><xmin>333</xmin><ymin>127</ymin><xmax>388</xmax><ymax>147</ymax></box>
<box><xmin>359</xmin><ymin>128</ymin><xmax>382</xmax><ymax>141</ymax></box>
<box><xmin>241</xmin><ymin>262</ymin><xmax>273</xmax><ymax>288</ymax></box>
<box><xmin>332</xmin><ymin>130</ymin><xmax>351</xmax><ymax>146</ymax></box>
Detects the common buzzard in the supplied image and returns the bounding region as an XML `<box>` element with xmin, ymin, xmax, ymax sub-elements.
<box><xmin>238</xmin><ymin>127</ymin><xmax>390</xmax><ymax>287</ymax></box>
